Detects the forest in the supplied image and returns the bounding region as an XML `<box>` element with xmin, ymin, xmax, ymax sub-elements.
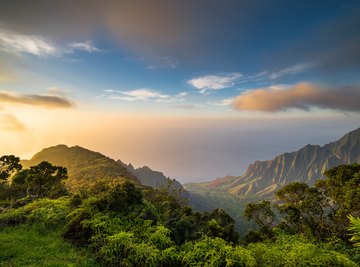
<box><xmin>0</xmin><ymin>155</ymin><xmax>359</xmax><ymax>266</ymax></box>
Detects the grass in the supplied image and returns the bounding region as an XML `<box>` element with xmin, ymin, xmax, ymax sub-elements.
<box><xmin>0</xmin><ymin>225</ymin><xmax>98</xmax><ymax>267</ymax></box>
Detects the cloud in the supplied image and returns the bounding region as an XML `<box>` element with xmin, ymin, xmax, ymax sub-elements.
<box><xmin>0</xmin><ymin>29</ymin><xmax>102</xmax><ymax>58</ymax></box>
<box><xmin>267</xmin><ymin>63</ymin><xmax>313</xmax><ymax>80</ymax></box>
<box><xmin>0</xmin><ymin>113</ymin><xmax>26</xmax><ymax>131</ymax></box>
<box><xmin>0</xmin><ymin>29</ymin><xmax>58</xmax><ymax>57</ymax></box>
<box><xmin>249</xmin><ymin>63</ymin><xmax>313</xmax><ymax>82</ymax></box>
<box><xmin>107</xmin><ymin>88</ymin><xmax>189</xmax><ymax>103</ymax></box>
<box><xmin>188</xmin><ymin>73</ymin><xmax>242</xmax><ymax>93</ymax></box>
<box><xmin>208</xmin><ymin>98</ymin><xmax>234</xmax><ymax>106</ymax></box>
<box><xmin>68</xmin><ymin>40</ymin><xmax>101</xmax><ymax>53</ymax></box>
<box><xmin>108</xmin><ymin>88</ymin><xmax>170</xmax><ymax>102</ymax></box>
<box><xmin>1</xmin><ymin>1</ymin><xmax>359</xmax><ymax>75</ymax></box>
<box><xmin>123</xmin><ymin>89</ymin><xmax>170</xmax><ymax>100</ymax></box>
<box><xmin>0</xmin><ymin>91</ymin><xmax>74</xmax><ymax>108</ymax></box>
<box><xmin>232</xmin><ymin>83</ymin><xmax>360</xmax><ymax>112</ymax></box>
<box><xmin>270</xmin><ymin>6</ymin><xmax>360</xmax><ymax>75</ymax></box>
<box><xmin>47</xmin><ymin>87</ymin><xmax>71</xmax><ymax>95</ymax></box>
<box><xmin>176</xmin><ymin>92</ymin><xmax>188</xmax><ymax>97</ymax></box>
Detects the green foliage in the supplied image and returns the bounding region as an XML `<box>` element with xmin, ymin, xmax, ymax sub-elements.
<box><xmin>0</xmin><ymin>155</ymin><xmax>22</xmax><ymax>181</ymax></box>
<box><xmin>1</xmin><ymin>155</ymin><xmax>359</xmax><ymax>266</ymax></box>
<box><xmin>316</xmin><ymin>164</ymin><xmax>360</xmax><ymax>239</ymax></box>
<box><xmin>248</xmin><ymin>234</ymin><xmax>358</xmax><ymax>266</ymax></box>
<box><xmin>187</xmin><ymin>187</ymin><xmax>257</xmax><ymax>235</ymax></box>
<box><xmin>13</xmin><ymin>161</ymin><xmax>68</xmax><ymax>198</ymax></box>
<box><xmin>0</xmin><ymin>197</ymin><xmax>72</xmax><ymax>228</ymax></box>
<box><xmin>244</xmin><ymin>200</ymin><xmax>275</xmax><ymax>241</ymax></box>
<box><xmin>181</xmin><ymin>236</ymin><xmax>256</xmax><ymax>266</ymax></box>
<box><xmin>275</xmin><ymin>182</ymin><xmax>332</xmax><ymax>241</ymax></box>
<box><xmin>21</xmin><ymin>144</ymin><xmax>138</xmax><ymax>191</ymax></box>
<box><xmin>244</xmin><ymin>200</ymin><xmax>275</xmax><ymax>228</ymax></box>
<box><xmin>348</xmin><ymin>215</ymin><xmax>360</xmax><ymax>247</ymax></box>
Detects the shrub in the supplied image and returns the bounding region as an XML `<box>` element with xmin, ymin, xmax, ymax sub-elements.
<box><xmin>248</xmin><ymin>234</ymin><xmax>357</xmax><ymax>266</ymax></box>
<box><xmin>181</xmin><ymin>236</ymin><xmax>256</xmax><ymax>267</ymax></box>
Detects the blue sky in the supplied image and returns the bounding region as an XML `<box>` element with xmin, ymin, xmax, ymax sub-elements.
<box><xmin>0</xmin><ymin>0</ymin><xmax>359</xmax><ymax>181</ymax></box>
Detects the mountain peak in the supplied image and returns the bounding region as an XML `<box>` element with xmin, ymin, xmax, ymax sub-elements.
<box><xmin>23</xmin><ymin>144</ymin><xmax>139</xmax><ymax>190</ymax></box>
<box><xmin>187</xmin><ymin>127</ymin><xmax>360</xmax><ymax>198</ymax></box>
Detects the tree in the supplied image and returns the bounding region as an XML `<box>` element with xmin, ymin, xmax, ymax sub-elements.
<box><xmin>244</xmin><ymin>200</ymin><xmax>275</xmax><ymax>230</ymax></box>
<box><xmin>12</xmin><ymin>161</ymin><xmax>68</xmax><ymax>198</ymax></box>
<box><xmin>244</xmin><ymin>200</ymin><xmax>275</xmax><ymax>241</ymax></box>
<box><xmin>275</xmin><ymin>182</ymin><xmax>329</xmax><ymax>240</ymax></box>
<box><xmin>315</xmin><ymin>164</ymin><xmax>360</xmax><ymax>240</ymax></box>
<box><xmin>0</xmin><ymin>155</ymin><xmax>22</xmax><ymax>182</ymax></box>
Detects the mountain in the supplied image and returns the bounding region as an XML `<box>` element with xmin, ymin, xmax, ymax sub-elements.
<box><xmin>117</xmin><ymin>161</ymin><xmax>183</xmax><ymax>191</ymax></box>
<box><xmin>185</xmin><ymin>127</ymin><xmax>360</xmax><ymax>197</ymax></box>
<box><xmin>21</xmin><ymin>145</ymin><xmax>139</xmax><ymax>190</ymax></box>
<box><xmin>21</xmin><ymin>144</ymin><xmax>185</xmax><ymax>192</ymax></box>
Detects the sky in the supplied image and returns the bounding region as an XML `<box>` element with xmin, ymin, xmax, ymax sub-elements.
<box><xmin>0</xmin><ymin>0</ymin><xmax>359</xmax><ymax>183</ymax></box>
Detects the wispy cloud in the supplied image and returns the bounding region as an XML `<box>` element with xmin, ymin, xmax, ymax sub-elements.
<box><xmin>108</xmin><ymin>88</ymin><xmax>170</xmax><ymax>102</ymax></box>
<box><xmin>176</xmin><ymin>92</ymin><xmax>188</xmax><ymax>97</ymax></box>
<box><xmin>106</xmin><ymin>88</ymin><xmax>187</xmax><ymax>103</ymax></box>
<box><xmin>249</xmin><ymin>63</ymin><xmax>313</xmax><ymax>81</ymax></box>
<box><xmin>232</xmin><ymin>83</ymin><xmax>360</xmax><ymax>112</ymax></box>
<box><xmin>188</xmin><ymin>73</ymin><xmax>242</xmax><ymax>94</ymax></box>
<box><xmin>207</xmin><ymin>98</ymin><xmax>234</xmax><ymax>106</ymax></box>
<box><xmin>267</xmin><ymin>63</ymin><xmax>313</xmax><ymax>80</ymax></box>
<box><xmin>0</xmin><ymin>29</ymin><xmax>58</xmax><ymax>57</ymax></box>
<box><xmin>0</xmin><ymin>90</ymin><xmax>74</xmax><ymax>108</ymax></box>
<box><xmin>68</xmin><ymin>40</ymin><xmax>101</xmax><ymax>53</ymax></box>
<box><xmin>0</xmin><ymin>29</ymin><xmax>102</xmax><ymax>57</ymax></box>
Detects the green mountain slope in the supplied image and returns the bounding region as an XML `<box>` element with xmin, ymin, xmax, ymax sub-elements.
<box><xmin>186</xmin><ymin>127</ymin><xmax>360</xmax><ymax>197</ymax></box>
<box><xmin>21</xmin><ymin>144</ymin><xmax>185</xmax><ymax>192</ymax></box>
<box><xmin>21</xmin><ymin>145</ymin><xmax>139</xmax><ymax>190</ymax></box>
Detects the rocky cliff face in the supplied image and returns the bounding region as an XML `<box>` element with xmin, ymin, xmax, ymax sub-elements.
<box><xmin>187</xmin><ymin>127</ymin><xmax>360</xmax><ymax>197</ymax></box>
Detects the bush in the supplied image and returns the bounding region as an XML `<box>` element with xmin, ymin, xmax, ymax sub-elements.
<box><xmin>0</xmin><ymin>197</ymin><xmax>71</xmax><ymax>228</ymax></box>
<box><xmin>181</xmin><ymin>236</ymin><xmax>256</xmax><ymax>267</ymax></box>
<box><xmin>247</xmin><ymin>234</ymin><xmax>357</xmax><ymax>266</ymax></box>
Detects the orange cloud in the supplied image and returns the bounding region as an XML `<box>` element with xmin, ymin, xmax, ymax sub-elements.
<box><xmin>232</xmin><ymin>83</ymin><xmax>360</xmax><ymax>112</ymax></box>
<box><xmin>0</xmin><ymin>91</ymin><xmax>74</xmax><ymax>108</ymax></box>
<box><xmin>0</xmin><ymin>113</ymin><xmax>26</xmax><ymax>131</ymax></box>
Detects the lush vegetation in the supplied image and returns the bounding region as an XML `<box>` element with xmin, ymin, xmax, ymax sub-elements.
<box><xmin>0</xmin><ymin>155</ymin><xmax>359</xmax><ymax>266</ymax></box>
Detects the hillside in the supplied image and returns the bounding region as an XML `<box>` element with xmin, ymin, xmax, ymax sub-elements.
<box><xmin>117</xmin><ymin>161</ymin><xmax>184</xmax><ymax>191</ymax></box>
<box><xmin>186</xmin><ymin>127</ymin><xmax>360</xmax><ymax>197</ymax></box>
<box><xmin>21</xmin><ymin>144</ymin><xmax>185</xmax><ymax>192</ymax></box>
<box><xmin>21</xmin><ymin>145</ymin><xmax>139</xmax><ymax>190</ymax></box>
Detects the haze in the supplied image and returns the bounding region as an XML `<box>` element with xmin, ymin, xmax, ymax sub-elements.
<box><xmin>0</xmin><ymin>0</ymin><xmax>359</xmax><ymax>183</ymax></box>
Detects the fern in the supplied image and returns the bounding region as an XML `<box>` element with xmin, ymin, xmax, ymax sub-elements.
<box><xmin>348</xmin><ymin>215</ymin><xmax>360</xmax><ymax>247</ymax></box>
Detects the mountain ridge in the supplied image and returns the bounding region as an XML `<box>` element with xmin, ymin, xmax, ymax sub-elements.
<box><xmin>21</xmin><ymin>144</ymin><xmax>184</xmax><ymax>192</ymax></box>
<box><xmin>117</xmin><ymin>160</ymin><xmax>184</xmax><ymax>191</ymax></box>
<box><xmin>185</xmin><ymin>127</ymin><xmax>360</xmax><ymax>197</ymax></box>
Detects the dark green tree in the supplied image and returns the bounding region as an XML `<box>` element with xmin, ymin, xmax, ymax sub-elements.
<box><xmin>315</xmin><ymin>164</ymin><xmax>360</xmax><ymax>240</ymax></box>
<box><xmin>0</xmin><ymin>155</ymin><xmax>22</xmax><ymax>181</ymax></box>
<box><xmin>244</xmin><ymin>200</ymin><xmax>275</xmax><ymax>230</ymax></box>
<box><xmin>275</xmin><ymin>182</ymin><xmax>329</xmax><ymax>240</ymax></box>
<box><xmin>244</xmin><ymin>200</ymin><xmax>275</xmax><ymax>239</ymax></box>
<box><xmin>12</xmin><ymin>161</ymin><xmax>68</xmax><ymax>198</ymax></box>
